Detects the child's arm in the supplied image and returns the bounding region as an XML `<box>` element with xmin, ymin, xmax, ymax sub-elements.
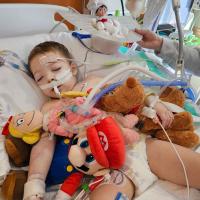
<box><xmin>41</xmin><ymin>99</ymin><xmax>61</xmax><ymax>114</ymax></box>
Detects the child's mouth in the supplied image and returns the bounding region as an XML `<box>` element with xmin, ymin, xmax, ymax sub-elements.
<box><xmin>51</xmin><ymin>85</ymin><xmax>62</xmax><ymax>92</ymax></box>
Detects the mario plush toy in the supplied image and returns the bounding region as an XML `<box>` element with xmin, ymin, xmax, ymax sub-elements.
<box><xmin>45</xmin><ymin>116</ymin><xmax>126</xmax><ymax>200</ymax></box>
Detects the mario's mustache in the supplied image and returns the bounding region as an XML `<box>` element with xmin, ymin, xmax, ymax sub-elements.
<box><xmin>77</xmin><ymin>165</ymin><xmax>89</xmax><ymax>172</ymax></box>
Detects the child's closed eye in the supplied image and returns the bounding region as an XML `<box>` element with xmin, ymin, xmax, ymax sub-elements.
<box><xmin>36</xmin><ymin>76</ymin><xmax>44</xmax><ymax>82</ymax></box>
<box><xmin>52</xmin><ymin>67</ymin><xmax>61</xmax><ymax>72</ymax></box>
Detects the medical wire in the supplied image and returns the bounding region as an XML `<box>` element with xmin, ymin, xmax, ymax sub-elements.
<box><xmin>158</xmin><ymin>121</ymin><xmax>190</xmax><ymax>200</ymax></box>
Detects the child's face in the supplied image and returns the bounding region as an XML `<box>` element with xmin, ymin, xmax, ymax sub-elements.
<box><xmin>30</xmin><ymin>50</ymin><xmax>77</xmax><ymax>98</ymax></box>
<box><xmin>96</xmin><ymin>6</ymin><xmax>107</xmax><ymax>17</ymax></box>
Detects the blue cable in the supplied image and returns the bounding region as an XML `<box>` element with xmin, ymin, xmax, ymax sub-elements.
<box><xmin>92</xmin><ymin>79</ymin><xmax>194</xmax><ymax>105</ymax></box>
<box><xmin>72</xmin><ymin>32</ymin><xmax>91</xmax><ymax>40</ymax></box>
<box><xmin>115</xmin><ymin>192</ymin><xmax>122</xmax><ymax>200</ymax></box>
<box><xmin>140</xmin><ymin>80</ymin><xmax>188</xmax><ymax>87</ymax></box>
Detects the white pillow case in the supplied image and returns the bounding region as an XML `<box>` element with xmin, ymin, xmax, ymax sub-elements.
<box><xmin>0</xmin><ymin>31</ymin><xmax>129</xmax><ymax>77</ymax></box>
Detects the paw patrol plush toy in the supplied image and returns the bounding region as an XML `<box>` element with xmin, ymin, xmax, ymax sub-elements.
<box><xmin>2</xmin><ymin>111</ymin><xmax>43</xmax><ymax>145</ymax></box>
<box><xmin>2</xmin><ymin>110</ymin><xmax>43</xmax><ymax>167</ymax></box>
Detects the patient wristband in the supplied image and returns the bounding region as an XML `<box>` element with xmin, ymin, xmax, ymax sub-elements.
<box><xmin>141</xmin><ymin>107</ymin><xmax>157</xmax><ymax>119</ymax></box>
<box><xmin>145</xmin><ymin>94</ymin><xmax>160</xmax><ymax>108</ymax></box>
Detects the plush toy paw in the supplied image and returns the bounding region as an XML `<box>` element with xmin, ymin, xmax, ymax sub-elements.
<box><xmin>2</xmin><ymin>170</ymin><xmax>27</xmax><ymax>200</ymax></box>
<box><xmin>155</xmin><ymin>129</ymin><xmax>200</xmax><ymax>148</ymax></box>
<box><xmin>160</xmin><ymin>87</ymin><xmax>185</xmax><ymax>108</ymax></box>
<box><xmin>5</xmin><ymin>134</ymin><xmax>32</xmax><ymax>167</ymax></box>
<box><xmin>138</xmin><ymin>117</ymin><xmax>160</xmax><ymax>133</ymax></box>
<box><xmin>169</xmin><ymin>112</ymin><xmax>194</xmax><ymax>131</ymax></box>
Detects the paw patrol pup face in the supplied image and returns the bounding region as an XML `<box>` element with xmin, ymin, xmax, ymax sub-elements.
<box><xmin>9</xmin><ymin>111</ymin><xmax>43</xmax><ymax>138</ymax></box>
<box><xmin>2</xmin><ymin>111</ymin><xmax>44</xmax><ymax>144</ymax></box>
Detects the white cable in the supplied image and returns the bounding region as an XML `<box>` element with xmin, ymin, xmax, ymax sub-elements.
<box><xmin>158</xmin><ymin>121</ymin><xmax>190</xmax><ymax>200</ymax></box>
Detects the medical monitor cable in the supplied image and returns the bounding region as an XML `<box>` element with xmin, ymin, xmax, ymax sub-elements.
<box><xmin>143</xmin><ymin>95</ymin><xmax>190</xmax><ymax>200</ymax></box>
<box><xmin>157</xmin><ymin>121</ymin><xmax>190</xmax><ymax>200</ymax></box>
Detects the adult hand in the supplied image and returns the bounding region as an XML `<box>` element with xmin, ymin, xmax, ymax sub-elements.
<box><xmin>135</xmin><ymin>29</ymin><xmax>163</xmax><ymax>52</ymax></box>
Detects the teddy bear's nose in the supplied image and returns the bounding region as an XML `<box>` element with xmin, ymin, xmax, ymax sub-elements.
<box><xmin>68</xmin><ymin>145</ymin><xmax>86</xmax><ymax>167</ymax></box>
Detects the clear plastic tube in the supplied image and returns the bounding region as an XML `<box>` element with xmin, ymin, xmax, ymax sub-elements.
<box><xmin>81</xmin><ymin>63</ymin><xmax>167</xmax><ymax>111</ymax></box>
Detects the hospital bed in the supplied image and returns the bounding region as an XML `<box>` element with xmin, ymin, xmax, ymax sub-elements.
<box><xmin>0</xmin><ymin>3</ymin><xmax>200</xmax><ymax>200</ymax></box>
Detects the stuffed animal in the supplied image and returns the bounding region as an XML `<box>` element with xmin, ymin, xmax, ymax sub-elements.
<box><xmin>1</xmin><ymin>111</ymin><xmax>43</xmax><ymax>200</ymax></box>
<box><xmin>87</xmin><ymin>0</ymin><xmax>108</xmax><ymax>17</ymax></box>
<box><xmin>91</xmin><ymin>17</ymin><xmax>124</xmax><ymax>38</ymax></box>
<box><xmin>49</xmin><ymin>116</ymin><xmax>127</xmax><ymax>200</ymax></box>
<box><xmin>2</xmin><ymin>111</ymin><xmax>44</xmax><ymax>167</ymax></box>
<box><xmin>97</xmin><ymin>77</ymin><xmax>144</xmax><ymax>144</ymax></box>
<box><xmin>97</xmin><ymin>77</ymin><xmax>199</xmax><ymax>148</ymax></box>
<box><xmin>1</xmin><ymin>112</ymin><xmax>40</xmax><ymax>200</ymax></box>
<box><xmin>139</xmin><ymin>87</ymin><xmax>199</xmax><ymax>148</ymax></box>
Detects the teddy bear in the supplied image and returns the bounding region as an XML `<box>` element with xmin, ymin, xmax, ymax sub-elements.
<box><xmin>97</xmin><ymin>76</ymin><xmax>199</xmax><ymax>148</ymax></box>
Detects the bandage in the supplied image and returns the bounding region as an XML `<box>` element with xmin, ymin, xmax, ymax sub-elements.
<box><xmin>38</xmin><ymin>55</ymin><xmax>74</xmax><ymax>97</ymax></box>
<box><xmin>39</xmin><ymin>69</ymin><xmax>73</xmax><ymax>97</ymax></box>
<box><xmin>39</xmin><ymin>55</ymin><xmax>66</xmax><ymax>66</ymax></box>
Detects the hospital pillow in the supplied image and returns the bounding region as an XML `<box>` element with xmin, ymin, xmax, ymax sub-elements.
<box><xmin>0</xmin><ymin>31</ymin><xmax>136</xmax><ymax>78</ymax></box>
<box><xmin>0</xmin><ymin>32</ymin><xmax>92</xmax><ymax>64</ymax></box>
<box><xmin>0</xmin><ymin>59</ymin><xmax>47</xmax><ymax>184</ymax></box>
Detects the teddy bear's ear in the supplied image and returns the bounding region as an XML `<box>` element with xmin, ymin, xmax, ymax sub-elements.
<box><xmin>126</xmin><ymin>77</ymin><xmax>137</xmax><ymax>88</ymax></box>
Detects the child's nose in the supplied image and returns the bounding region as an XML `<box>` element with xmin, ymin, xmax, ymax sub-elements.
<box><xmin>47</xmin><ymin>73</ymin><xmax>56</xmax><ymax>83</ymax></box>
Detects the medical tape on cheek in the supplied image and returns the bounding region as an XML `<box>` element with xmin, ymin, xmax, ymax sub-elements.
<box><xmin>39</xmin><ymin>69</ymin><xmax>73</xmax><ymax>91</ymax></box>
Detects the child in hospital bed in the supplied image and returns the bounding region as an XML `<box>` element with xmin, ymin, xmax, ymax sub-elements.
<box><xmin>23</xmin><ymin>41</ymin><xmax>200</xmax><ymax>200</ymax></box>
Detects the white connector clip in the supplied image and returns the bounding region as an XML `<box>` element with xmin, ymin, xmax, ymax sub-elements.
<box><xmin>141</xmin><ymin>106</ymin><xmax>157</xmax><ymax>119</ymax></box>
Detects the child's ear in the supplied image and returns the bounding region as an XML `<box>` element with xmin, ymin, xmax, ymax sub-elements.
<box><xmin>70</xmin><ymin>62</ymin><xmax>78</xmax><ymax>76</ymax></box>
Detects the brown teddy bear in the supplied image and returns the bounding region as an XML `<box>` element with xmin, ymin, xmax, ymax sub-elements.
<box><xmin>97</xmin><ymin>77</ymin><xmax>199</xmax><ymax>148</ymax></box>
<box><xmin>1</xmin><ymin>135</ymin><xmax>30</xmax><ymax>200</ymax></box>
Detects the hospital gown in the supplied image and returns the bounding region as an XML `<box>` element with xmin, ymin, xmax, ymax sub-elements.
<box><xmin>158</xmin><ymin>38</ymin><xmax>200</xmax><ymax>76</ymax></box>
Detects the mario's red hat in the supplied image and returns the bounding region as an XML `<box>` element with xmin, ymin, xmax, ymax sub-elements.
<box><xmin>87</xmin><ymin>116</ymin><xmax>125</xmax><ymax>169</ymax></box>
